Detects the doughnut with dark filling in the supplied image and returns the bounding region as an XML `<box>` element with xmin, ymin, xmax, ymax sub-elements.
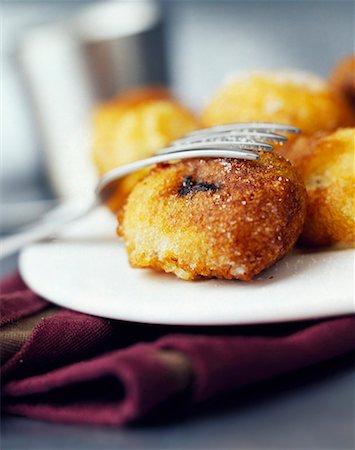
<box><xmin>119</xmin><ymin>152</ymin><xmax>307</xmax><ymax>280</ymax></box>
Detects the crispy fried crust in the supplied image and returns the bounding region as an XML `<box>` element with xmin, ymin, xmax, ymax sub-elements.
<box><xmin>91</xmin><ymin>87</ymin><xmax>200</xmax><ymax>211</ymax></box>
<box><xmin>119</xmin><ymin>153</ymin><xmax>307</xmax><ymax>280</ymax></box>
<box><xmin>285</xmin><ymin>128</ymin><xmax>355</xmax><ymax>247</ymax></box>
<box><xmin>330</xmin><ymin>56</ymin><xmax>355</xmax><ymax>114</ymax></box>
<box><xmin>202</xmin><ymin>71</ymin><xmax>354</xmax><ymax>151</ymax></box>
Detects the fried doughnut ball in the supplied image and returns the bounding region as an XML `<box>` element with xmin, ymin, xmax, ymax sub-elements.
<box><xmin>330</xmin><ymin>56</ymin><xmax>355</xmax><ymax>114</ymax></box>
<box><xmin>119</xmin><ymin>153</ymin><xmax>307</xmax><ymax>281</ymax></box>
<box><xmin>202</xmin><ymin>71</ymin><xmax>353</xmax><ymax>146</ymax></box>
<box><xmin>92</xmin><ymin>87</ymin><xmax>200</xmax><ymax>211</ymax></box>
<box><xmin>286</xmin><ymin>128</ymin><xmax>355</xmax><ymax>247</ymax></box>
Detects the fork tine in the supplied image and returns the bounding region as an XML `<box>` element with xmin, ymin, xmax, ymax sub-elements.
<box><xmin>161</xmin><ymin>148</ymin><xmax>261</xmax><ymax>160</ymax></box>
<box><xmin>172</xmin><ymin>130</ymin><xmax>288</xmax><ymax>145</ymax></box>
<box><xmin>158</xmin><ymin>141</ymin><xmax>273</xmax><ymax>155</ymax></box>
<box><xmin>229</xmin><ymin>130</ymin><xmax>289</xmax><ymax>141</ymax></box>
<box><xmin>187</xmin><ymin>122</ymin><xmax>301</xmax><ymax>136</ymax></box>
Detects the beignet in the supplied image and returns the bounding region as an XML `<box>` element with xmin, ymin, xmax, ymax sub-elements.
<box><xmin>285</xmin><ymin>128</ymin><xmax>355</xmax><ymax>247</ymax></box>
<box><xmin>202</xmin><ymin>71</ymin><xmax>353</xmax><ymax>151</ymax></box>
<box><xmin>330</xmin><ymin>56</ymin><xmax>355</xmax><ymax>114</ymax></box>
<box><xmin>119</xmin><ymin>153</ymin><xmax>307</xmax><ymax>280</ymax></box>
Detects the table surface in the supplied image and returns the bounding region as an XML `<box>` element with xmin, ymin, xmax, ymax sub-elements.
<box><xmin>1</xmin><ymin>255</ymin><xmax>354</xmax><ymax>450</ymax></box>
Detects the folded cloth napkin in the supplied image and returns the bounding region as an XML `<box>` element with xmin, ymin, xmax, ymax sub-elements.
<box><xmin>1</xmin><ymin>272</ymin><xmax>354</xmax><ymax>426</ymax></box>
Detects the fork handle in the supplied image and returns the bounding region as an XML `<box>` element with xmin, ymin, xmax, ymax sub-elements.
<box><xmin>0</xmin><ymin>200</ymin><xmax>97</xmax><ymax>259</ymax></box>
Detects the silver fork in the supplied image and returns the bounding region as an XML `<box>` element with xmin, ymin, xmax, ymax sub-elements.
<box><xmin>0</xmin><ymin>123</ymin><xmax>299</xmax><ymax>258</ymax></box>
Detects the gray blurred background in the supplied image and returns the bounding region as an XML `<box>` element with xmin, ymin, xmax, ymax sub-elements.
<box><xmin>1</xmin><ymin>0</ymin><xmax>354</xmax><ymax>231</ymax></box>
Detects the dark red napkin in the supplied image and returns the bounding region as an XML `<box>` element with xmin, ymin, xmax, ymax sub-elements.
<box><xmin>1</xmin><ymin>272</ymin><xmax>354</xmax><ymax>426</ymax></box>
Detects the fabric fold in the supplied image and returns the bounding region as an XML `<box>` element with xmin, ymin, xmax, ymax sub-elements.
<box><xmin>3</xmin><ymin>345</ymin><xmax>181</xmax><ymax>426</ymax></box>
<box><xmin>1</xmin><ymin>272</ymin><xmax>354</xmax><ymax>426</ymax></box>
<box><xmin>156</xmin><ymin>317</ymin><xmax>355</xmax><ymax>402</ymax></box>
<box><xmin>0</xmin><ymin>282</ymin><xmax>47</xmax><ymax>327</ymax></box>
<box><xmin>1</xmin><ymin>310</ymin><xmax>120</xmax><ymax>384</ymax></box>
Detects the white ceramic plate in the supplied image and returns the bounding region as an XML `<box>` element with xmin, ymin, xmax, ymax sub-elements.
<box><xmin>19</xmin><ymin>207</ymin><xmax>354</xmax><ymax>325</ymax></box>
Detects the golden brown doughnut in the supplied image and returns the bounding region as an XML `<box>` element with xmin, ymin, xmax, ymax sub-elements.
<box><xmin>119</xmin><ymin>153</ymin><xmax>307</xmax><ymax>280</ymax></box>
<box><xmin>330</xmin><ymin>56</ymin><xmax>355</xmax><ymax>116</ymax></box>
<box><xmin>285</xmin><ymin>128</ymin><xmax>355</xmax><ymax>247</ymax></box>
<box><xmin>202</xmin><ymin>71</ymin><xmax>354</xmax><ymax>151</ymax></box>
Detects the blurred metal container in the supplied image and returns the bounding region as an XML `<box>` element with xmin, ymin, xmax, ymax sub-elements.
<box><xmin>74</xmin><ymin>0</ymin><xmax>167</xmax><ymax>100</ymax></box>
<box><xmin>17</xmin><ymin>0</ymin><xmax>167</xmax><ymax>199</ymax></box>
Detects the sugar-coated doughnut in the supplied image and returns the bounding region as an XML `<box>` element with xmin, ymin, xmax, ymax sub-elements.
<box><xmin>119</xmin><ymin>153</ymin><xmax>307</xmax><ymax>280</ymax></box>
<box><xmin>285</xmin><ymin>128</ymin><xmax>355</xmax><ymax>247</ymax></box>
